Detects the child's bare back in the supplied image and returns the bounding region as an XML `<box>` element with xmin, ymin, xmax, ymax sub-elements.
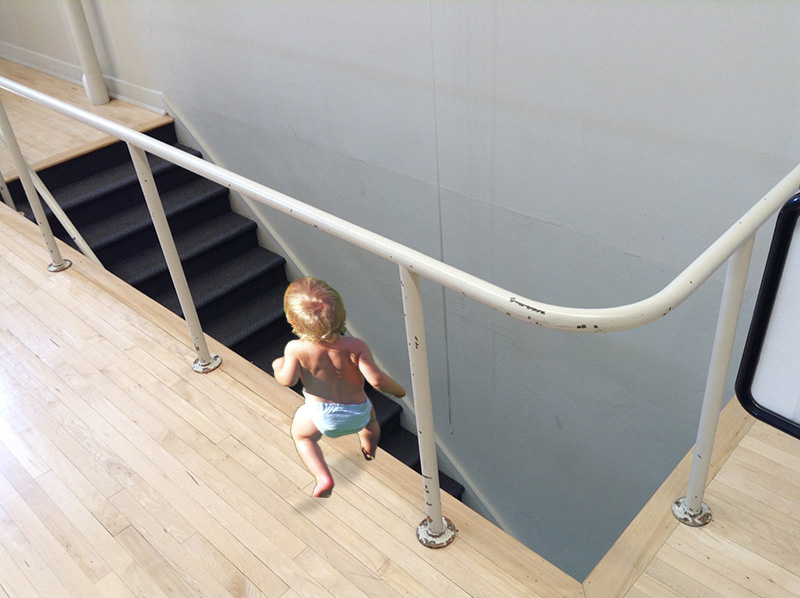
<box><xmin>277</xmin><ymin>337</ymin><xmax>366</xmax><ymax>402</ymax></box>
<box><xmin>275</xmin><ymin>336</ymin><xmax>405</xmax><ymax>404</ymax></box>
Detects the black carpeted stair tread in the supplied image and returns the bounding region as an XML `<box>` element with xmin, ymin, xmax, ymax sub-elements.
<box><xmin>155</xmin><ymin>246</ymin><xmax>286</xmax><ymax>316</ymax></box>
<box><xmin>437</xmin><ymin>472</ymin><xmax>466</xmax><ymax>500</ymax></box>
<box><xmin>109</xmin><ymin>211</ymin><xmax>257</xmax><ymax>286</ymax></box>
<box><xmin>44</xmin><ymin>144</ymin><xmax>201</xmax><ymax>212</ymax></box>
<box><xmin>378</xmin><ymin>426</ymin><xmax>421</xmax><ymax>470</ymax></box>
<box><xmin>78</xmin><ymin>177</ymin><xmax>230</xmax><ymax>250</ymax></box>
<box><xmin>202</xmin><ymin>286</ymin><xmax>285</xmax><ymax>349</ymax></box>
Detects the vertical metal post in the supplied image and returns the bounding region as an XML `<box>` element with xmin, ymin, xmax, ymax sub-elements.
<box><xmin>673</xmin><ymin>236</ymin><xmax>754</xmax><ymax>526</ymax></box>
<box><xmin>0</xmin><ymin>99</ymin><xmax>70</xmax><ymax>272</ymax></box>
<box><xmin>127</xmin><ymin>144</ymin><xmax>221</xmax><ymax>373</ymax></box>
<box><xmin>62</xmin><ymin>0</ymin><xmax>109</xmax><ymax>105</ymax></box>
<box><xmin>399</xmin><ymin>265</ymin><xmax>456</xmax><ymax>548</ymax></box>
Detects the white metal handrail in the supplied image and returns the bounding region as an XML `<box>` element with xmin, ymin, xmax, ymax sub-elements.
<box><xmin>2</xmin><ymin>75</ymin><xmax>797</xmax><ymax>332</ymax></box>
<box><xmin>1</xmin><ymin>74</ymin><xmax>798</xmax><ymax>545</ymax></box>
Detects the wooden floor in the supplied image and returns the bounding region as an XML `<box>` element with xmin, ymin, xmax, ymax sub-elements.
<box><xmin>626</xmin><ymin>423</ymin><xmax>800</xmax><ymax>598</ymax></box>
<box><xmin>1</xmin><ymin>59</ymin><xmax>799</xmax><ymax>598</ymax></box>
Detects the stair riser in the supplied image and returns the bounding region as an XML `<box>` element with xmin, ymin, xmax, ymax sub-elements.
<box><xmin>129</xmin><ymin>228</ymin><xmax>260</xmax><ymax>297</ymax></box>
<box><xmin>6</xmin><ymin>125</ymin><xmax>179</xmax><ymax>193</ymax></box>
<box><xmin>197</xmin><ymin>269</ymin><xmax>286</xmax><ymax>322</ymax></box>
<box><xmin>234</xmin><ymin>330</ymin><xmax>295</xmax><ymax>372</ymax></box>
<box><xmin>229</xmin><ymin>318</ymin><xmax>293</xmax><ymax>360</ymax></box>
<box><xmin>52</xmin><ymin>166</ymin><xmax>204</xmax><ymax>227</ymax></box>
<box><xmin>95</xmin><ymin>194</ymin><xmax>232</xmax><ymax>265</ymax></box>
<box><xmin>377</xmin><ymin>413</ymin><xmax>400</xmax><ymax>436</ymax></box>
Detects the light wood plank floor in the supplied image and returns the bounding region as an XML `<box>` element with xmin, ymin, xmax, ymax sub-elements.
<box><xmin>619</xmin><ymin>418</ymin><xmax>800</xmax><ymax>598</ymax></box>
<box><xmin>2</xmin><ymin>58</ymin><xmax>800</xmax><ymax>598</ymax></box>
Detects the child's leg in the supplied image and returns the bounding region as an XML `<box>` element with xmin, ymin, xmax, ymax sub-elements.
<box><xmin>291</xmin><ymin>405</ymin><xmax>334</xmax><ymax>497</ymax></box>
<box><xmin>358</xmin><ymin>407</ymin><xmax>380</xmax><ymax>461</ymax></box>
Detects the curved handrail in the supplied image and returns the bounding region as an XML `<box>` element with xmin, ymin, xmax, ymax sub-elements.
<box><xmin>3</xmin><ymin>75</ymin><xmax>798</xmax><ymax>333</ymax></box>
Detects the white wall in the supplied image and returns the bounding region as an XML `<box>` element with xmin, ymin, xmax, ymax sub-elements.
<box><xmin>3</xmin><ymin>0</ymin><xmax>799</xmax><ymax>579</ymax></box>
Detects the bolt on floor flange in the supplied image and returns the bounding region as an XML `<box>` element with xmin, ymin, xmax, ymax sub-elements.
<box><xmin>417</xmin><ymin>516</ymin><xmax>457</xmax><ymax>548</ymax></box>
<box><xmin>672</xmin><ymin>497</ymin><xmax>712</xmax><ymax>527</ymax></box>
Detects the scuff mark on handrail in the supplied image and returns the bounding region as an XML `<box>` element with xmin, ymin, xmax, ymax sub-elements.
<box><xmin>509</xmin><ymin>297</ymin><xmax>546</xmax><ymax>315</ymax></box>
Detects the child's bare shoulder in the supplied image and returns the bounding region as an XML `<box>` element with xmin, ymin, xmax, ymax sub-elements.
<box><xmin>338</xmin><ymin>337</ymin><xmax>373</xmax><ymax>359</ymax></box>
<box><xmin>285</xmin><ymin>339</ymin><xmax>310</xmax><ymax>355</ymax></box>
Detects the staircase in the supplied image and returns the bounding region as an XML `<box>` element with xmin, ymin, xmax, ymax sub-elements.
<box><xmin>8</xmin><ymin>122</ymin><xmax>464</xmax><ymax>500</ymax></box>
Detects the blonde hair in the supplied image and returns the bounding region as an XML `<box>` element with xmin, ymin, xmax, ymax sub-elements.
<box><xmin>284</xmin><ymin>277</ymin><xmax>346</xmax><ymax>342</ymax></box>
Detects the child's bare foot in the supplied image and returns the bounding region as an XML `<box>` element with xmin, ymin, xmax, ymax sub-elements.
<box><xmin>361</xmin><ymin>447</ymin><xmax>375</xmax><ymax>461</ymax></box>
<box><xmin>312</xmin><ymin>476</ymin><xmax>334</xmax><ymax>498</ymax></box>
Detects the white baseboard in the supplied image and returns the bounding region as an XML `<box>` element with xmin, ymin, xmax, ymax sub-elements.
<box><xmin>0</xmin><ymin>42</ymin><xmax>166</xmax><ymax>114</ymax></box>
<box><xmin>0</xmin><ymin>42</ymin><xmax>82</xmax><ymax>81</ymax></box>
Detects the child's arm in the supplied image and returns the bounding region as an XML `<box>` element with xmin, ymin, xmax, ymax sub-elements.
<box><xmin>355</xmin><ymin>340</ymin><xmax>406</xmax><ymax>398</ymax></box>
<box><xmin>272</xmin><ymin>343</ymin><xmax>301</xmax><ymax>387</ymax></box>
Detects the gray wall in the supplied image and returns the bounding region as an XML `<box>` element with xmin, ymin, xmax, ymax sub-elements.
<box><xmin>3</xmin><ymin>0</ymin><xmax>799</xmax><ymax>579</ymax></box>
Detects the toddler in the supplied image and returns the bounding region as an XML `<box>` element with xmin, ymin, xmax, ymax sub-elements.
<box><xmin>272</xmin><ymin>277</ymin><xmax>406</xmax><ymax>498</ymax></box>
